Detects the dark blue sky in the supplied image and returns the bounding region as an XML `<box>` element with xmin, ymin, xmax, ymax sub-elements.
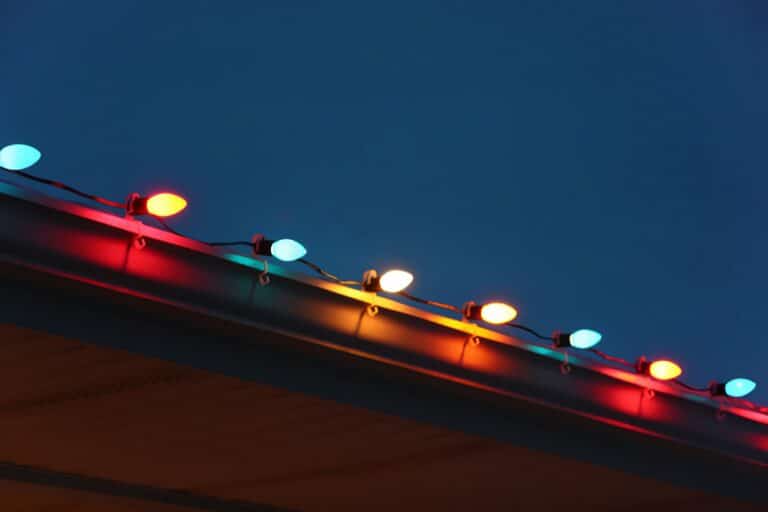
<box><xmin>4</xmin><ymin>1</ymin><xmax>767</xmax><ymax>401</ymax></box>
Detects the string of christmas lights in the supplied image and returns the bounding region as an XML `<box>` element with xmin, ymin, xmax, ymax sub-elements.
<box><xmin>1</xmin><ymin>143</ymin><xmax>764</xmax><ymax>406</ymax></box>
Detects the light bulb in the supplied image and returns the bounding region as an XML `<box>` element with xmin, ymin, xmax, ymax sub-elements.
<box><xmin>129</xmin><ymin>192</ymin><xmax>188</xmax><ymax>217</ymax></box>
<box><xmin>270</xmin><ymin>238</ymin><xmax>307</xmax><ymax>262</ymax></box>
<box><xmin>146</xmin><ymin>193</ymin><xmax>187</xmax><ymax>217</ymax></box>
<box><xmin>647</xmin><ymin>360</ymin><xmax>682</xmax><ymax>381</ymax></box>
<box><xmin>0</xmin><ymin>144</ymin><xmax>41</xmax><ymax>170</ymax></box>
<box><xmin>569</xmin><ymin>329</ymin><xmax>602</xmax><ymax>349</ymax></box>
<box><xmin>378</xmin><ymin>270</ymin><xmax>414</xmax><ymax>293</ymax></box>
<box><xmin>479</xmin><ymin>302</ymin><xmax>518</xmax><ymax>324</ymax></box>
<box><xmin>362</xmin><ymin>269</ymin><xmax>414</xmax><ymax>293</ymax></box>
<box><xmin>723</xmin><ymin>378</ymin><xmax>757</xmax><ymax>398</ymax></box>
<box><xmin>463</xmin><ymin>301</ymin><xmax>518</xmax><ymax>324</ymax></box>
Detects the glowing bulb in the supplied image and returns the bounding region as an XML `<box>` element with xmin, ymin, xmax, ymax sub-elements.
<box><xmin>270</xmin><ymin>238</ymin><xmax>307</xmax><ymax>262</ymax></box>
<box><xmin>0</xmin><ymin>144</ymin><xmax>41</xmax><ymax>170</ymax></box>
<box><xmin>479</xmin><ymin>302</ymin><xmax>518</xmax><ymax>324</ymax></box>
<box><xmin>378</xmin><ymin>270</ymin><xmax>413</xmax><ymax>293</ymax></box>
<box><xmin>146</xmin><ymin>193</ymin><xmax>187</xmax><ymax>217</ymax></box>
<box><xmin>724</xmin><ymin>378</ymin><xmax>757</xmax><ymax>398</ymax></box>
<box><xmin>569</xmin><ymin>329</ymin><xmax>602</xmax><ymax>349</ymax></box>
<box><xmin>648</xmin><ymin>360</ymin><xmax>682</xmax><ymax>381</ymax></box>
<box><xmin>463</xmin><ymin>301</ymin><xmax>519</xmax><ymax>325</ymax></box>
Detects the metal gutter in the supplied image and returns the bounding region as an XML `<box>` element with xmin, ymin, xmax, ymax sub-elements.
<box><xmin>0</xmin><ymin>178</ymin><xmax>766</xmax><ymax>466</ymax></box>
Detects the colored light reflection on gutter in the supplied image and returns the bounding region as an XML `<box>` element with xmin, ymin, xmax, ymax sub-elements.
<box><xmin>1</xmin><ymin>177</ymin><xmax>767</xmax><ymax>443</ymax></box>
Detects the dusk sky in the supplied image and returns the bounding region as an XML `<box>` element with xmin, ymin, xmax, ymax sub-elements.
<box><xmin>4</xmin><ymin>1</ymin><xmax>767</xmax><ymax>402</ymax></box>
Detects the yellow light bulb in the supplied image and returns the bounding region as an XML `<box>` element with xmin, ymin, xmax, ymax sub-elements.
<box><xmin>648</xmin><ymin>360</ymin><xmax>682</xmax><ymax>381</ymax></box>
<box><xmin>480</xmin><ymin>302</ymin><xmax>518</xmax><ymax>325</ymax></box>
<box><xmin>146</xmin><ymin>193</ymin><xmax>187</xmax><ymax>217</ymax></box>
<box><xmin>378</xmin><ymin>270</ymin><xmax>413</xmax><ymax>293</ymax></box>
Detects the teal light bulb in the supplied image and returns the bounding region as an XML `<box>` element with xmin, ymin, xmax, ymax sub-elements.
<box><xmin>724</xmin><ymin>378</ymin><xmax>756</xmax><ymax>398</ymax></box>
<box><xmin>569</xmin><ymin>329</ymin><xmax>602</xmax><ymax>349</ymax></box>
<box><xmin>0</xmin><ymin>144</ymin><xmax>41</xmax><ymax>170</ymax></box>
<box><xmin>270</xmin><ymin>239</ymin><xmax>307</xmax><ymax>262</ymax></box>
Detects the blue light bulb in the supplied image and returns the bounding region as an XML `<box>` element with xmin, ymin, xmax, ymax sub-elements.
<box><xmin>270</xmin><ymin>238</ymin><xmax>307</xmax><ymax>262</ymax></box>
<box><xmin>0</xmin><ymin>144</ymin><xmax>41</xmax><ymax>170</ymax></box>
<box><xmin>569</xmin><ymin>329</ymin><xmax>602</xmax><ymax>349</ymax></box>
<box><xmin>724</xmin><ymin>378</ymin><xmax>756</xmax><ymax>398</ymax></box>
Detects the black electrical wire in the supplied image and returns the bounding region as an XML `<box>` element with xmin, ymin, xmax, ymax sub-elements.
<box><xmin>504</xmin><ymin>323</ymin><xmax>553</xmax><ymax>342</ymax></box>
<box><xmin>298</xmin><ymin>258</ymin><xmax>361</xmax><ymax>286</ymax></box>
<box><xmin>208</xmin><ymin>241</ymin><xmax>253</xmax><ymax>247</ymax></box>
<box><xmin>1</xmin><ymin>166</ymin><xmax>262</xmax><ymax>250</ymax></box>
<box><xmin>586</xmin><ymin>353</ymin><xmax>721</xmax><ymax>399</ymax></box>
<box><xmin>742</xmin><ymin>400</ymin><xmax>768</xmax><ymax>414</ymax></box>
<box><xmin>152</xmin><ymin>216</ymin><xmax>183</xmax><ymax>236</ymax></box>
<box><xmin>5</xmin><ymin>161</ymin><xmax>767</xmax><ymax>414</ymax></box>
<box><xmin>1</xmin><ymin>162</ymin><xmax>190</xmax><ymax>240</ymax></box>
<box><xmin>3</xmin><ymin>161</ymin><xmax>432</xmax><ymax>301</ymax></box>
<box><xmin>141</xmin><ymin>219</ymin><xmax>364</xmax><ymax>289</ymax></box>
<box><xmin>397</xmin><ymin>291</ymin><xmax>461</xmax><ymax>313</ymax></box>
<box><xmin>2</xmin><ymin>164</ymin><xmax>196</xmax><ymax>238</ymax></box>
<box><xmin>0</xmin><ymin>166</ymin><xmax>125</xmax><ymax>209</ymax></box>
<box><xmin>675</xmin><ymin>380</ymin><xmax>709</xmax><ymax>393</ymax></box>
<box><xmin>589</xmin><ymin>348</ymin><xmax>634</xmax><ymax>368</ymax></box>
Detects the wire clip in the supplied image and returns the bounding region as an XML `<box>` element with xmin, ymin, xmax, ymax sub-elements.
<box><xmin>133</xmin><ymin>235</ymin><xmax>147</xmax><ymax>250</ymax></box>
<box><xmin>254</xmin><ymin>256</ymin><xmax>270</xmax><ymax>286</ymax></box>
<box><xmin>560</xmin><ymin>351</ymin><xmax>572</xmax><ymax>374</ymax></box>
